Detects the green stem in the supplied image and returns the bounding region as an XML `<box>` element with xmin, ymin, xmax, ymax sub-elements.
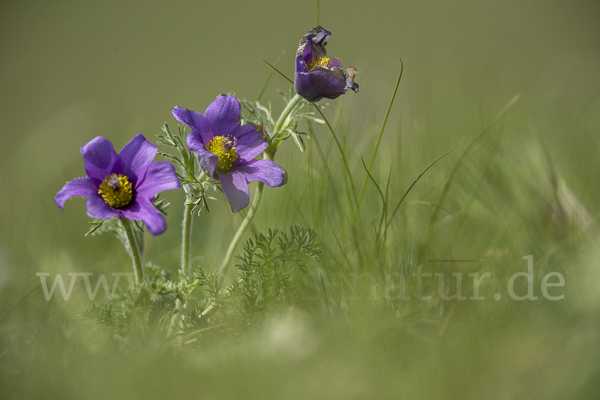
<box><xmin>169</xmin><ymin>197</ymin><xmax>194</xmax><ymax>337</ymax></box>
<box><xmin>181</xmin><ymin>197</ymin><xmax>194</xmax><ymax>282</ymax></box>
<box><xmin>315</xmin><ymin>0</ymin><xmax>320</xmax><ymax>26</ymax></box>
<box><xmin>218</xmin><ymin>94</ymin><xmax>304</xmax><ymax>275</ymax></box>
<box><xmin>272</xmin><ymin>94</ymin><xmax>304</xmax><ymax>151</ymax></box>
<box><xmin>312</xmin><ymin>105</ymin><xmax>359</xmax><ymax>211</ymax></box>
<box><xmin>279</xmin><ymin>94</ymin><xmax>304</xmax><ymax>126</ymax></box>
<box><xmin>218</xmin><ymin>180</ymin><xmax>266</xmax><ymax>275</ymax></box>
<box><xmin>121</xmin><ymin>218</ymin><xmax>144</xmax><ymax>285</ymax></box>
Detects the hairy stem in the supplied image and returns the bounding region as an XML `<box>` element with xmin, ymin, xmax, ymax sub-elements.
<box><xmin>169</xmin><ymin>197</ymin><xmax>194</xmax><ymax>338</ymax></box>
<box><xmin>272</xmin><ymin>94</ymin><xmax>305</xmax><ymax>151</ymax></box>
<box><xmin>121</xmin><ymin>218</ymin><xmax>144</xmax><ymax>285</ymax></box>
<box><xmin>218</xmin><ymin>180</ymin><xmax>266</xmax><ymax>275</ymax></box>
<box><xmin>181</xmin><ymin>197</ymin><xmax>195</xmax><ymax>282</ymax></box>
<box><xmin>219</xmin><ymin>94</ymin><xmax>304</xmax><ymax>275</ymax></box>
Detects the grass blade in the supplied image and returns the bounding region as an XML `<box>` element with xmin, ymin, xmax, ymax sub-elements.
<box><xmin>386</xmin><ymin>146</ymin><xmax>458</xmax><ymax>229</ymax></box>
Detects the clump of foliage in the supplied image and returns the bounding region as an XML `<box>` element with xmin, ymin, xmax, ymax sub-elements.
<box><xmin>81</xmin><ymin>226</ymin><xmax>320</xmax><ymax>348</ymax></box>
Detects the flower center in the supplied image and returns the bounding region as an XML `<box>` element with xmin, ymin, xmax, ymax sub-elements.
<box><xmin>98</xmin><ymin>173</ymin><xmax>133</xmax><ymax>209</ymax></box>
<box><xmin>205</xmin><ymin>136</ymin><xmax>238</xmax><ymax>172</ymax></box>
<box><xmin>307</xmin><ymin>56</ymin><xmax>331</xmax><ymax>70</ymax></box>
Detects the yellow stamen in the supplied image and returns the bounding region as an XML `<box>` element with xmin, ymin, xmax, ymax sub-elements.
<box><xmin>205</xmin><ymin>136</ymin><xmax>238</xmax><ymax>172</ymax></box>
<box><xmin>98</xmin><ymin>173</ymin><xmax>133</xmax><ymax>209</ymax></box>
<box><xmin>307</xmin><ymin>57</ymin><xmax>330</xmax><ymax>70</ymax></box>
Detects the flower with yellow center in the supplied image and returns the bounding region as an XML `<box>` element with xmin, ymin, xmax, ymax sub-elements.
<box><xmin>205</xmin><ymin>136</ymin><xmax>238</xmax><ymax>172</ymax></box>
<box><xmin>294</xmin><ymin>26</ymin><xmax>359</xmax><ymax>102</ymax></box>
<box><xmin>98</xmin><ymin>173</ymin><xmax>133</xmax><ymax>208</ymax></box>
<box><xmin>307</xmin><ymin>56</ymin><xmax>330</xmax><ymax>71</ymax></box>
<box><xmin>173</xmin><ymin>96</ymin><xmax>287</xmax><ymax>213</ymax></box>
<box><xmin>55</xmin><ymin>134</ymin><xmax>180</xmax><ymax>236</ymax></box>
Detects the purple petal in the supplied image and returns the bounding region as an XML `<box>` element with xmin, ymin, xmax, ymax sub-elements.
<box><xmin>118</xmin><ymin>133</ymin><xmax>157</xmax><ymax>185</ymax></box>
<box><xmin>81</xmin><ymin>137</ymin><xmax>119</xmax><ymax>180</ymax></box>
<box><xmin>300</xmin><ymin>26</ymin><xmax>330</xmax><ymax>64</ymax></box>
<box><xmin>296</xmin><ymin>42</ymin><xmax>311</xmax><ymax>73</ymax></box>
<box><xmin>235</xmin><ymin>130</ymin><xmax>268</xmax><ymax>162</ymax></box>
<box><xmin>55</xmin><ymin>177</ymin><xmax>97</xmax><ymax>209</ymax></box>
<box><xmin>229</xmin><ymin>123</ymin><xmax>258</xmax><ymax>141</ymax></box>
<box><xmin>232</xmin><ymin>159</ymin><xmax>287</xmax><ymax>188</ymax></box>
<box><xmin>219</xmin><ymin>171</ymin><xmax>249</xmax><ymax>213</ymax></box>
<box><xmin>136</xmin><ymin>161</ymin><xmax>181</xmax><ymax>198</ymax></box>
<box><xmin>187</xmin><ymin>130</ymin><xmax>219</xmax><ymax>177</ymax></box>
<box><xmin>296</xmin><ymin>58</ymin><xmax>308</xmax><ymax>73</ymax></box>
<box><xmin>85</xmin><ymin>193</ymin><xmax>119</xmax><ymax>220</ymax></box>
<box><xmin>294</xmin><ymin>69</ymin><xmax>346</xmax><ymax>103</ymax></box>
<box><xmin>296</xmin><ymin>27</ymin><xmax>331</xmax><ymax>72</ymax></box>
<box><xmin>172</xmin><ymin>106</ymin><xmax>213</xmax><ymax>143</ymax></box>
<box><xmin>204</xmin><ymin>95</ymin><xmax>242</xmax><ymax>137</ymax></box>
<box><xmin>301</xmin><ymin>43</ymin><xmax>313</xmax><ymax>66</ymax></box>
<box><xmin>122</xmin><ymin>197</ymin><xmax>167</xmax><ymax>236</ymax></box>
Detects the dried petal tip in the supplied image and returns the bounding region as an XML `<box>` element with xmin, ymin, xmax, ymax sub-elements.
<box><xmin>345</xmin><ymin>67</ymin><xmax>359</xmax><ymax>93</ymax></box>
<box><xmin>299</xmin><ymin>26</ymin><xmax>331</xmax><ymax>51</ymax></box>
<box><xmin>294</xmin><ymin>26</ymin><xmax>359</xmax><ymax>103</ymax></box>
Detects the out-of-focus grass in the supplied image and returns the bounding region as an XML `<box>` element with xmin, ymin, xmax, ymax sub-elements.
<box><xmin>2</xmin><ymin>0</ymin><xmax>600</xmax><ymax>399</ymax></box>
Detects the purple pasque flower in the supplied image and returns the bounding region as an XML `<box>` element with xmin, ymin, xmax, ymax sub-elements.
<box><xmin>295</xmin><ymin>26</ymin><xmax>359</xmax><ymax>103</ymax></box>
<box><xmin>55</xmin><ymin>134</ymin><xmax>181</xmax><ymax>236</ymax></box>
<box><xmin>172</xmin><ymin>95</ymin><xmax>287</xmax><ymax>213</ymax></box>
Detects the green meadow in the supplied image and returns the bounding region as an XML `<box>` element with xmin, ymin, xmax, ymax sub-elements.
<box><xmin>1</xmin><ymin>0</ymin><xmax>600</xmax><ymax>398</ymax></box>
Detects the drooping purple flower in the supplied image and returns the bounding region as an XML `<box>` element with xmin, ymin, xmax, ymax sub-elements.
<box><xmin>294</xmin><ymin>26</ymin><xmax>359</xmax><ymax>103</ymax></box>
<box><xmin>172</xmin><ymin>95</ymin><xmax>287</xmax><ymax>213</ymax></box>
<box><xmin>55</xmin><ymin>134</ymin><xmax>181</xmax><ymax>236</ymax></box>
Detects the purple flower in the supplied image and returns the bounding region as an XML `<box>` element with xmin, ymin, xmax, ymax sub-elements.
<box><xmin>172</xmin><ymin>95</ymin><xmax>287</xmax><ymax>213</ymax></box>
<box><xmin>294</xmin><ymin>26</ymin><xmax>359</xmax><ymax>103</ymax></box>
<box><xmin>55</xmin><ymin>134</ymin><xmax>181</xmax><ymax>236</ymax></box>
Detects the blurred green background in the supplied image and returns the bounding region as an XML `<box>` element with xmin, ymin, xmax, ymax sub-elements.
<box><xmin>1</xmin><ymin>0</ymin><xmax>600</xmax><ymax>398</ymax></box>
